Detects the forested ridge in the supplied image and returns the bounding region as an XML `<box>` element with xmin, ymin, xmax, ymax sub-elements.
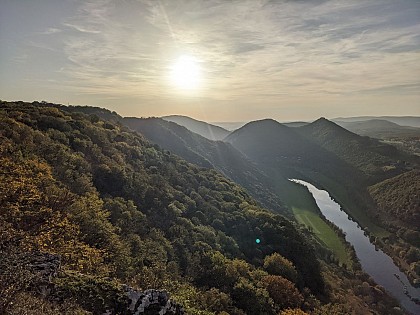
<box><xmin>368</xmin><ymin>170</ymin><xmax>420</xmax><ymax>275</ymax></box>
<box><xmin>1</xmin><ymin>101</ymin><xmax>323</xmax><ymax>314</ymax></box>
<box><xmin>124</xmin><ymin>117</ymin><xmax>289</xmax><ymax>216</ymax></box>
<box><xmin>369</xmin><ymin>170</ymin><xmax>420</xmax><ymax>230</ymax></box>
<box><xmin>298</xmin><ymin>118</ymin><xmax>418</xmax><ymax>183</ymax></box>
<box><xmin>0</xmin><ymin>101</ymin><xmax>408</xmax><ymax>314</ymax></box>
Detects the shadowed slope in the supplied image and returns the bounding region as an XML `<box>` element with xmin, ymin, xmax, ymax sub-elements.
<box><xmin>162</xmin><ymin>115</ymin><xmax>230</xmax><ymax>141</ymax></box>
<box><xmin>298</xmin><ymin>118</ymin><xmax>418</xmax><ymax>182</ymax></box>
<box><xmin>124</xmin><ymin>117</ymin><xmax>288</xmax><ymax>215</ymax></box>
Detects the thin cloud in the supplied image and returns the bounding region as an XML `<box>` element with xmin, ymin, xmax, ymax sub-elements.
<box><xmin>40</xmin><ymin>27</ymin><xmax>63</xmax><ymax>35</ymax></box>
<box><xmin>1</xmin><ymin>0</ymin><xmax>419</xmax><ymax>119</ymax></box>
<box><xmin>63</xmin><ymin>23</ymin><xmax>102</xmax><ymax>34</ymax></box>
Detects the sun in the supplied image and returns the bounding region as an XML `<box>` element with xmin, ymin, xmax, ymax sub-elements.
<box><xmin>170</xmin><ymin>55</ymin><xmax>201</xmax><ymax>90</ymax></box>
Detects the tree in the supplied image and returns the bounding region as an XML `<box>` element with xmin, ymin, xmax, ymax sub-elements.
<box><xmin>232</xmin><ymin>277</ymin><xmax>273</xmax><ymax>315</ymax></box>
<box><xmin>263</xmin><ymin>275</ymin><xmax>303</xmax><ymax>311</ymax></box>
<box><xmin>263</xmin><ymin>253</ymin><xmax>298</xmax><ymax>282</ymax></box>
<box><xmin>279</xmin><ymin>309</ymin><xmax>309</xmax><ymax>315</ymax></box>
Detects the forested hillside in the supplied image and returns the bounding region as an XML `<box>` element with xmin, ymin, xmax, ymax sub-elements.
<box><xmin>225</xmin><ymin>117</ymin><xmax>420</xmax><ymax>292</ymax></box>
<box><xmin>0</xmin><ymin>101</ymin><xmax>409</xmax><ymax>314</ymax></box>
<box><xmin>123</xmin><ymin>117</ymin><xmax>289</xmax><ymax>216</ymax></box>
<box><xmin>162</xmin><ymin>115</ymin><xmax>230</xmax><ymax>141</ymax></box>
<box><xmin>367</xmin><ymin>171</ymin><xmax>420</xmax><ymax>285</ymax></box>
<box><xmin>224</xmin><ymin>119</ymin><xmax>369</xmax><ymax>210</ymax></box>
<box><xmin>298</xmin><ymin>118</ymin><xmax>417</xmax><ymax>182</ymax></box>
<box><xmin>1</xmin><ymin>101</ymin><xmax>324</xmax><ymax>314</ymax></box>
<box><xmin>369</xmin><ymin>170</ymin><xmax>420</xmax><ymax>231</ymax></box>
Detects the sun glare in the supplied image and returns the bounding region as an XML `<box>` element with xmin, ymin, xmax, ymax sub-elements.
<box><xmin>170</xmin><ymin>55</ymin><xmax>201</xmax><ymax>90</ymax></box>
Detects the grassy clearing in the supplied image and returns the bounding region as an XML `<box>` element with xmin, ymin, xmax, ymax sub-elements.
<box><xmin>292</xmin><ymin>207</ymin><xmax>352</xmax><ymax>267</ymax></box>
<box><xmin>268</xmin><ymin>174</ymin><xmax>353</xmax><ymax>266</ymax></box>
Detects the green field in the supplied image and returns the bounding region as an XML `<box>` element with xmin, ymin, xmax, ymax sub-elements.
<box><xmin>292</xmin><ymin>206</ymin><xmax>352</xmax><ymax>267</ymax></box>
<box><xmin>304</xmin><ymin>172</ymin><xmax>390</xmax><ymax>238</ymax></box>
<box><xmin>269</xmin><ymin>176</ymin><xmax>353</xmax><ymax>266</ymax></box>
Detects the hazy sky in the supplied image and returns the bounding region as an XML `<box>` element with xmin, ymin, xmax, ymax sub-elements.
<box><xmin>1</xmin><ymin>0</ymin><xmax>419</xmax><ymax>122</ymax></box>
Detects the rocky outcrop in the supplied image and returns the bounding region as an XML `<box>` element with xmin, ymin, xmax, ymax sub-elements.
<box><xmin>27</xmin><ymin>252</ymin><xmax>60</xmax><ymax>297</ymax></box>
<box><xmin>103</xmin><ymin>287</ymin><xmax>184</xmax><ymax>315</ymax></box>
<box><xmin>28</xmin><ymin>252</ymin><xmax>61</xmax><ymax>281</ymax></box>
<box><xmin>22</xmin><ymin>252</ymin><xmax>185</xmax><ymax>315</ymax></box>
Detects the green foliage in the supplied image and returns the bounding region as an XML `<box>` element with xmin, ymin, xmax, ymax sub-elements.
<box><xmin>311</xmin><ymin>303</ymin><xmax>350</xmax><ymax>315</ymax></box>
<box><xmin>124</xmin><ymin>117</ymin><xmax>289</xmax><ymax>216</ymax></box>
<box><xmin>263</xmin><ymin>275</ymin><xmax>303</xmax><ymax>311</ymax></box>
<box><xmin>0</xmin><ymin>101</ymin><xmax>324</xmax><ymax>314</ymax></box>
<box><xmin>369</xmin><ymin>170</ymin><xmax>420</xmax><ymax>233</ymax></box>
<box><xmin>263</xmin><ymin>253</ymin><xmax>298</xmax><ymax>282</ymax></box>
<box><xmin>298</xmin><ymin>118</ymin><xmax>415</xmax><ymax>181</ymax></box>
<box><xmin>6</xmin><ymin>292</ymin><xmax>91</xmax><ymax>315</ymax></box>
<box><xmin>231</xmin><ymin>277</ymin><xmax>274</xmax><ymax>315</ymax></box>
<box><xmin>53</xmin><ymin>271</ymin><xmax>129</xmax><ymax>314</ymax></box>
<box><xmin>279</xmin><ymin>309</ymin><xmax>308</xmax><ymax>315</ymax></box>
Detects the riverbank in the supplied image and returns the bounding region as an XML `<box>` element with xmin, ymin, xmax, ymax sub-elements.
<box><xmin>292</xmin><ymin>179</ymin><xmax>420</xmax><ymax>315</ymax></box>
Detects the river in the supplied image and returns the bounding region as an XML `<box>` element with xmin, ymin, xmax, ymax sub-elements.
<box><xmin>291</xmin><ymin>179</ymin><xmax>420</xmax><ymax>315</ymax></box>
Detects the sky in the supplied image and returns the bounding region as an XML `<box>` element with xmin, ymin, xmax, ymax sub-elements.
<box><xmin>0</xmin><ymin>0</ymin><xmax>419</xmax><ymax>122</ymax></box>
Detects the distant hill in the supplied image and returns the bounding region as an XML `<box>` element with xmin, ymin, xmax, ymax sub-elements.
<box><xmin>124</xmin><ymin>117</ymin><xmax>289</xmax><ymax>215</ymax></box>
<box><xmin>335</xmin><ymin>119</ymin><xmax>420</xmax><ymax>139</ymax></box>
<box><xmin>283</xmin><ymin>122</ymin><xmax>309</xmax><ymax>128</ymax></box>
<box><xmin>225</xmin><ymin>118</ymin><xmax>420</xmax><ymax>240</ymax></box>
<box><xmin>212</xmin><ymin>121</ymin><xmax>309</xmax><ymax>130</ymax></box>
<box><xmin>298</xmin><ymin>118</ymin><xmax>416</xmax><ymax>181</ymax></box>
<box><xmin>224</xmin><ymin>119</ymin><xmax>369</xmax><ymax>209</ymax></box>
<box><xmin>211</xmin><ymin>121</ymin><xmax>247</xmax><ymax>131</ymax></box>
<box><xmin>333</xmin><ymin>116</ymin><xmax>420</xmax><ymax>128</ymax></box>
<box><xmin>225</xmin><ymin>119</ymin><xmax>356</xmax><ymax>178</ymax></box>
<box><xmin>162</xmin><ymin>115</ymin><xmax>230</xmax><ymax>140</ymax></box>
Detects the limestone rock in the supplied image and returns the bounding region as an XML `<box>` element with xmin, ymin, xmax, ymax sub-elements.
<box><xmin>120</xmin><ymin>286</ymin><xmax>184</xmax><ymax>315</ymax></box>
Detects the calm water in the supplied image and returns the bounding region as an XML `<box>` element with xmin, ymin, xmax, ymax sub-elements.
<box><xmin>291</xmin><ymin>179</ymin><xmax>420</xmax><ymax>315</ymax></box>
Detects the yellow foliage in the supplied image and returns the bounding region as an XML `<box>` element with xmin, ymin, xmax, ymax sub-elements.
<box><xmin>0</xmin><ymin>156</ymin><xmax>109</xmax><ymax>275</ymax></box>
<box><xmin>279</xmin><ymin>309</ymin><xmax>309</xmax><ymax>315</ymax></box>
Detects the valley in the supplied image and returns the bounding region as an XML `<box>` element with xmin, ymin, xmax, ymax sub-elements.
<box><xmin>136</xmin><ymin>112</ymin><xmax>420</xmax><ymax>313</ymax></box>
<box><xmin>1</xmin><ymin>101</ymin><xmax>419</xmax><ymax>315</ymax></box>
<box><xmin>292</xmin><ymin>180</ymin><xmax>420</xmax><ymax>315</ymax></box>
<box><xmin>143</xmin><ymin>111</ymin><xmax>420</xmax><ymax>311</ymax></box>
<box><xmin>2</xmin><ymin>1</ymin><xmax>419</xmax><ymax>314</ymax></box>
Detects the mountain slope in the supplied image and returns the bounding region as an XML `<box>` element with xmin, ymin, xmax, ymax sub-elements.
<box><xmin>123</xmin><ymin>117</ymin><xmax>289</xmax><ymax>216</ymax></box>
<box><xmin>333</xmin><ymin>116</ymin><xmax>420</xmax><ymax>128</ymax></box>
<box><xmin>335</xmin><ymin>119</ymin><xmax>420</xmax><ymax>140</ymax></box>
<box><xmin>225</xmin><ymin>119</ymin><xmax>363</xmax><ymax>183</ymax></box>
<box><xmin>125</xmin><ymin>117</ymin><xmax>213</xmax><ymax>168</ymax></box>
<box><xmin>0</xmin><ymin>101</ymin><xmax>325</xmax><ymax>314</ymax></box>
<box><xmin>298</xmin><ymin>118</ymin><xmax>417</xmax><ymax>182</ymax></box>
<box><xmin>211</xmin><ymin>121</ymin><xmax>246</xmax><ymax>131</ymax></box>
<box><xmin>162</xmin><ymin>115</ymin><xmax>230</xmax><ymax>141</ymax></box>
<box><xmin>226</xmin><ymin>119</ymin><xmax>404</xmax><ymax>239</ymax></box>
<box><xmin>224</xmin><ymin>119</ymin><xmax>375</xmax><ymax>224</ymax></box>
<box><xmin>335</xmin><ymin>119</ymin><xmax>420</xmax><ymax>157</ymax></box>
<box><xmin>369</xmin><ymin>170</ymin><xmax>420</xmax><ymax>234</ymax></box>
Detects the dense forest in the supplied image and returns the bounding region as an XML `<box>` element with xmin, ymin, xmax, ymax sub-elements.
<box><xmin>298</xmin><ymin>118</ymin><xmax>413</xmax><ymax>181</ymax></box>
<box><xmin>222</xmin><ymin>117</ymin><xmax>420</xmax><ymax>298</ymax></box>
<box><xmin>369</xmin><ymin>170</ymin><xmax>420</xmax><ymax>231</ymax></box>
<box><xmin>0</xmin><ymin>101</ymin><xmax>410</xmax><ymax>314</ymax></box>
<box><xmin>124</xmin><ymin>117</ymin><xmax>289</xmax><ymax>217</ymax></box>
